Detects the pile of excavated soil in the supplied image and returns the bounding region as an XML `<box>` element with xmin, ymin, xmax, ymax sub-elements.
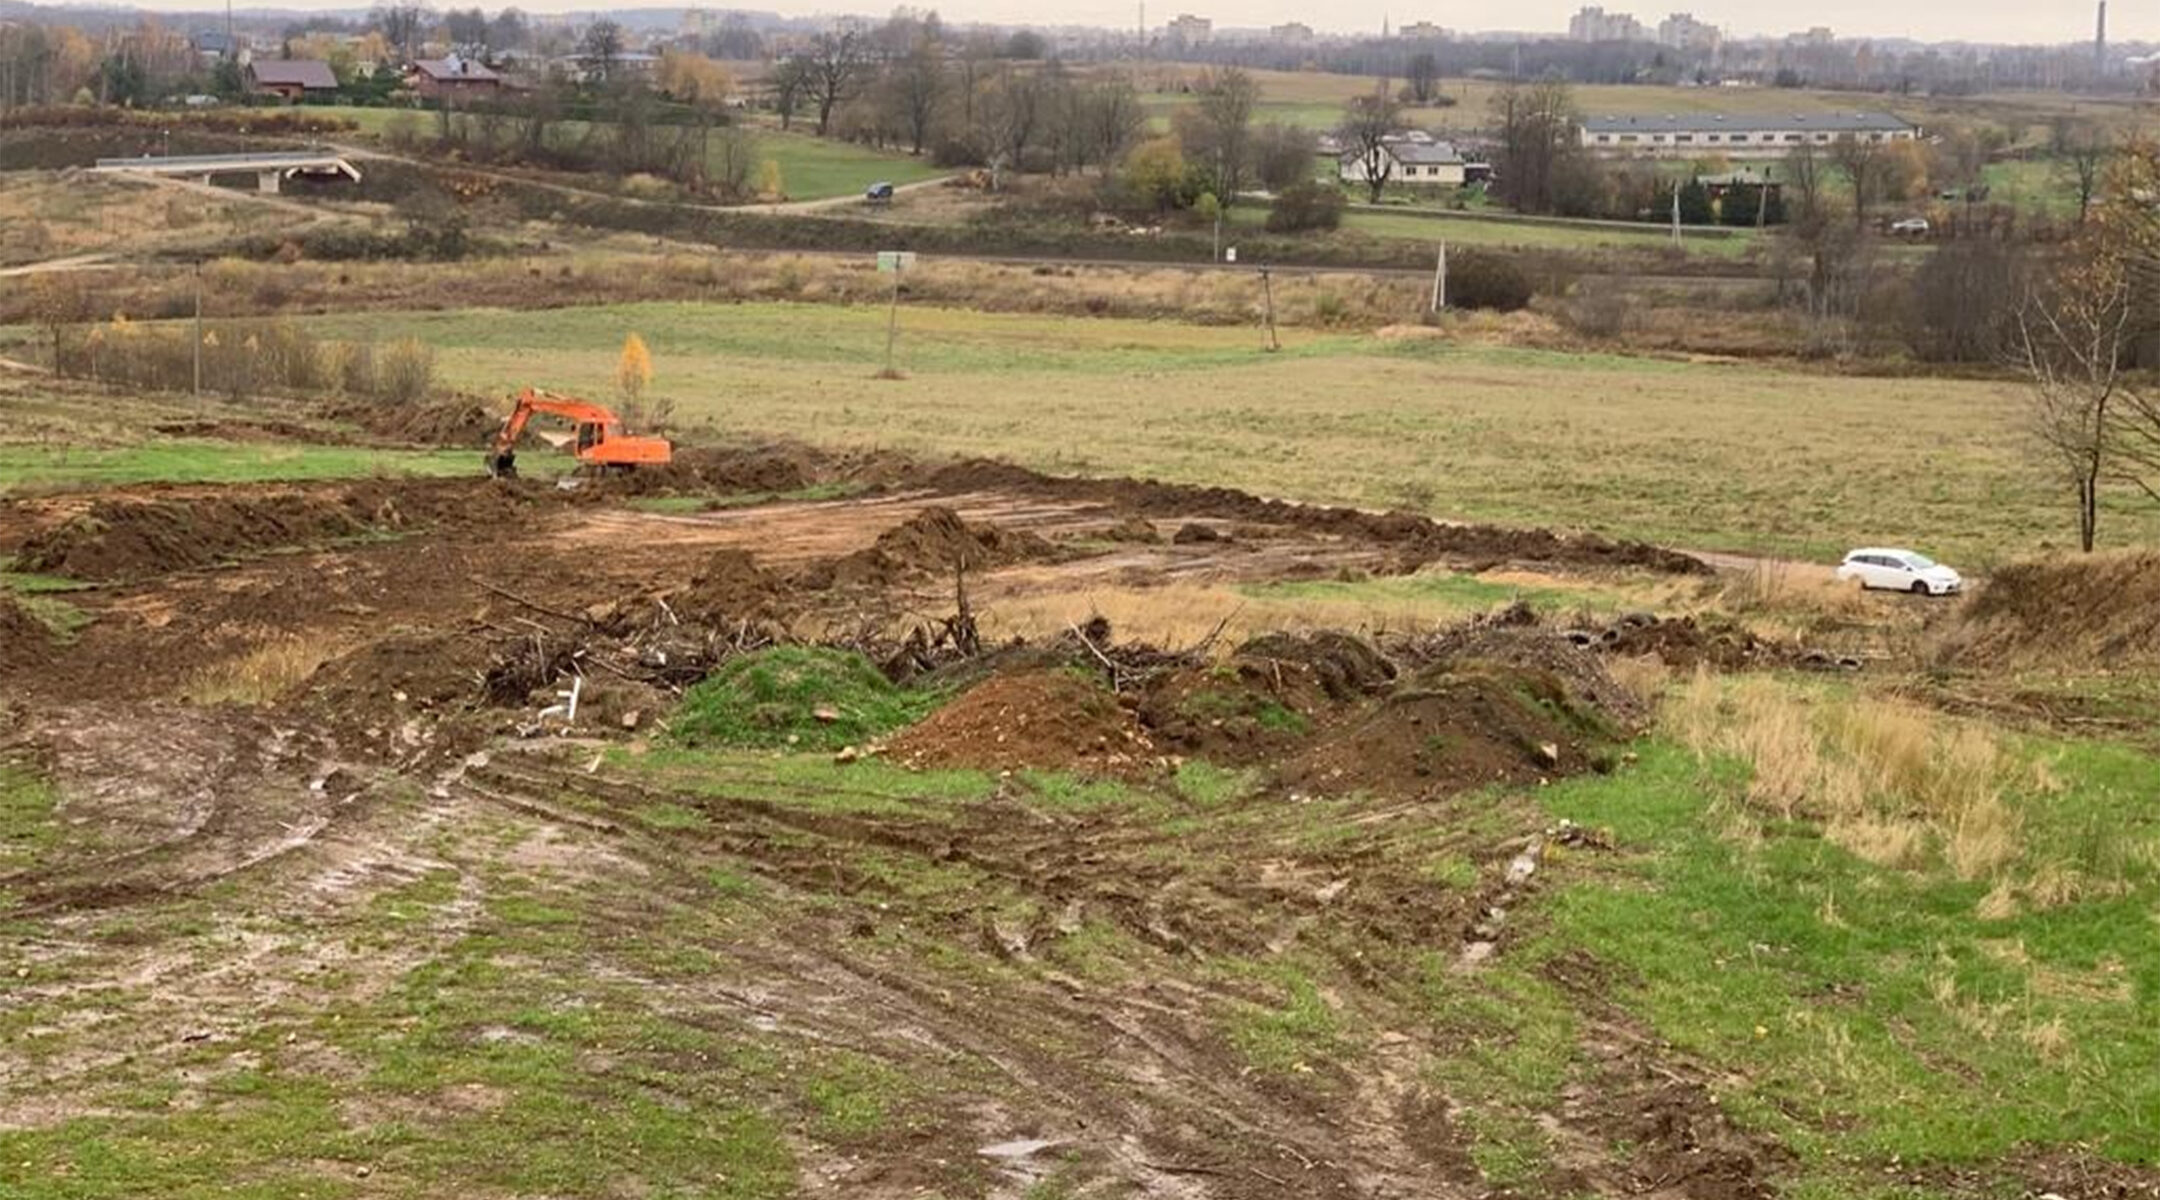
<box><xmin>889</xmin><ymin>669</ymin><xmax>1156</xmax><ymax>775</ymax></box>
<box><xmin>1939</xmin><ymin>551</ymin><xmax>2160</xmax><ymax>667</ymax></box>
<box><xmin>304</xmin><ymin>627</ymin><xmax>494</xmax><ymax>719</ymax></box>
<box><xmin>12</xmin><ymin>480</ymin><xmax>531</xmax><ymax>581</ymax></box>
<box><xmin>920</xmin><ymin>458</ymin><xmax>1710</xmax><ymax>576</ymax></box>
<box><xmin>152</xmin><ymin>418</ymin><xmax>352</xmax><ymax>444</ymax></box>
<box><xmin>328</xmin><ymin>397</ymin><xmax>502</xmax><ymax>447</ymax></box>
<box><xmin>0</xmin><ymin>595</ymin><xmax>55</xmax><ymax>667</ymax></box>
<box><xmin>674</xmin><ymin>548</ymin><xmax>791</xmax><ymax>623</ymax></box>
<box><xmin>1586</xmin><ymin>614</ymin><xmax>1801</xmax><ymax>671</ymax></box>
<box><xmin>807</xmin><ymin>506</ymin><xmax>1058</xmax><ymax>590</ymax></box>
<box><xmin>1402</xmin><ymin>617</ymin><xmax>1647</xmax><ymax>727</ymax></box>
<box><xmin>1141</xmin><ymin>633</ymin><xmax>1396</xmax><ymax>763</ymax></box>
<box><xmin>1280</xmin><ymin>665</ymin><xmax>1615</xmax><ymax>799</ymax></box>
<box><xmin>605</xmin><ymin>442</ymin><xmax>918</xmax><ymax>498</ymax></box>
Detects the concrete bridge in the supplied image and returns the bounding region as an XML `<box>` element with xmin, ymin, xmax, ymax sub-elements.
<box><xmin>91</xmin><ymin>151</ymin><xmax>362</xmax><ymax>194</ymax></box>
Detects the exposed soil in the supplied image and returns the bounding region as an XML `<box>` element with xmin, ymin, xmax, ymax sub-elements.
<box><xmin>1</xmin><ymin>594</ymin><xmax>56</xmax><ymax>665</ymax></box>
<box><xmin>923</xmin><ymin>457</ymin><xmax>1713</xmax><ymax>577</ymax></box>
<box><xmin>888</xmin><ymin>668</ymin><xmax>1156</xmax><ymax>774</ymax></box>
<box><xmin>1281</xmin><ymin>665</ymin><xmax>1615</xmax><ymax>800</ymax></box>
<box><xmin>10</xmin><ymin>479</ymin><xmax>538</xmax><ymax>581</ymax></box>
<box><xmin>805</xmin><ymin>504</ymin><xmax>1062</xmax><ymax>590</ymax></box>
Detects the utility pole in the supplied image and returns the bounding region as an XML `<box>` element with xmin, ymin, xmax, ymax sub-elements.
<box><xmin>1260</xmin><ymin>268</ymin><xmax>1279</xmax><ymax>351</ymax></box>
<box><xmin>1431</xmin><ymin>242</ymin><xmax>1447</xmax><ymax>311</ymax></box>
<box><xmin>1671</xmin><ymin>181</ymin><xmax>1682</xmax><ymax>247</ymax></box>
<box><xmin>192</xmin><ymin>263</ymin><xmax>204</xmax><ymax>398</ymax></box>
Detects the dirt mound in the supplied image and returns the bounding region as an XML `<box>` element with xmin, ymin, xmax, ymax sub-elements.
<box><xmin>0</xmin><ymin>595</ymin><xmax>55</xmax><ymax>666</ymax></box>
<box><xmin>11</xmin><ymin>480</ymin><xmax>530</xmax><ymax>581</ymax></box>
<box><xmin>1235</xmin><ymin>631</ymin><xmax>1397</xmax><ymax>699</ymax></box>
<box><xmin>674</xmin><ymin>548</ymin><xmax>791</xmax><ymax>622</ymax></box>
<box><xmin>917</xmin><ymin>458</ymin><xmax>1709</xmax><ymax>576</ymax></box>
<box><xmin>1103</xmin><ymin>515</ymin><xmax>1160</xmax><ymax>543</ymax></box>
<box><xmin>1280</xmin><ymin>665</ymin><xmax>1616</xmax><ymax>799</ymax></box>
<box><xmin>1940</xmin><ymin>551</ymin><xmax>2160</xmax><ymax>666</ymax></box>
<box><xmin>304</xmin><ymin>627</ymin><xmax>492</xmax><ymax>719</ymax></box>
<box><xmin>330</xmin><ymin>397</ymin><xmax>502</xmax><ymax>447</ymax></box>
<box><xmin>889</xmin><ymin>669</ymin><xmax>1156</xmax><ymax>775</ymax></box>
<box><xmin>606</xmin><ymin>441</ymin><xmax>917</xmax><ymax>498</ymax></box>
<box><xmin>1398</xmin><ymin>614</ymin><xmax>1646</xmax><ymax>727</ymax></box>
<box><xmin>152</xmin><ymin>418</ymin><xmax>352</xmax><ymax>444</ymax></box>
<box><xmin>807</xmin><ymin>506</ymin><xmax>1058</xmax><ymax>590</ymax></box>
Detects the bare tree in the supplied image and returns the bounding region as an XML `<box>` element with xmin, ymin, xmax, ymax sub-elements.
<box><xmin>369</xmin><ymin>2</ymin><xmax>433</xmax><ymax>63</ymax></box>
<box><xmin>2012</xmin><ymin>272</ymin><xmax>2133</xmax><ymax>552</ymax></box>
<box><xmin>1173</xmin><ymin>67</ymin><xmax>1259</xmax><ymax>202</ymax></box>
<box><xmin>770</xmin><ymin>57</ymin><xmax>810</xmax><ymax>131</ymax></box>
<box><xmin>1488</xmin><ymin>75</ymin><xmax>1581</xmax><ymax>215</ymax></box>
<box><xmin>1405</xmin><ymin>52</ymin><xmax>1439</xmax><ymax>104</ymax></box>
<box><xmin>801</xmin><ymin>30</ymin><xmax>868</xmax><ymax>137</ymax></box>
<box><xmin>2054</xmin><ymin>120</ymin><xmax>2111</xmax><ymax>226</ymax></box>
<box><xmin>889</xmin><ymin>41</ymin><xmax>946</xmax><ymax>156</ymax></box>
<box><xmin>1338</xmin><ymin>90</ymin><xmax>1401</xmax><ymax>203</ymax></box>
<box><xmin>1830</xmin><ymin>133</ymin><xmax>1888</xmax><ymax>232</ymax></box>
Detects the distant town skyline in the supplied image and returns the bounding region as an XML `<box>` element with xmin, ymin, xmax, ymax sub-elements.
<box><xmin>42</xmin><ymin>0</ymin><xmax>2127</xmax><ymax>48</ymax></box>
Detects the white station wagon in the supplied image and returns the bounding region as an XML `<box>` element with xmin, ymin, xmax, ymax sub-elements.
<box><xmin>1835</xmin><ymin>548</ymin><xmax>1964</xmax><ymax>596</ymax></box>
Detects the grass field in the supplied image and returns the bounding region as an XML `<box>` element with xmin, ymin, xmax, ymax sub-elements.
<box><xmin>0</xmin><ymin>442</ymin><xmax>481</xmax><ymax>494</ymax></box>
<box><xmin>1251</xmin><ymin>205</ymin><xmax>1760</xmax><ymax>256</ymax></box>
<box><xmin>315</xmin><ymin>107</ymin><xmax>941</xmax><ymax>202</ymax></box>
<box><xmin>1135</xmin><ymin>68</ymin><xmax>2158</xmax><ymax>142</ymax></box>
<box><xmin>295</xmin><ymin>300</ymin><xmax>2160</xmax><ymax>563</ymax></box>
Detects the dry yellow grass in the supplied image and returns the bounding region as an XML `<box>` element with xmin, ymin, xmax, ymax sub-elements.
<box><xmin>185</xmin><ymin>636</ymin><xmax>345</xmax><ymax>706</ymax></box>
<box><xmin>1663</xmin><ymin>674</ymin><xmax>2024</xmax><ymax>883</ymax></box>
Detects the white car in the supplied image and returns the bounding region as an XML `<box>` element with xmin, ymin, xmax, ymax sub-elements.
<box><xmin>1889</xmin><ymin>217</ymin><xmax>1931</xmax><ymax>236</ymax></box>
<box><xmin>1835</xmin><ymin>548</ymin><xmax>1963</xmax><ymax>596</ymax></box>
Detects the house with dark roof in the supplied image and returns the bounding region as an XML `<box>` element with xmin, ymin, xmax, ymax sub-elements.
<box><xmin>408</xmin><ymin>54</ymin><xmax>504</xmax><ymax>99</ymax></box>
<box><xmin>1579</xmin><ymin>111</ymin><xmax>1917</xmax><ymax>158</ymax></box>
<box><xmin>245</xmin><ymin>59</ymin><xmax>339</xmax><ymax>102</ymax></box>
<box><xmin>1338</xmin><ymin>136</ymin><xmax>1474</xmax><ymax>188</ymax></box>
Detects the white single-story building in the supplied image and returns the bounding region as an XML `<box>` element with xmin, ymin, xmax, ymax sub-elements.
<box><xmin>1339</xmin><ymin>138</ymin><xmax>1469</xmax><ymax>187</ymax></box>
<box><xmin>1579</xmin><ymin>112</ymin><xmax>1918</xmax><ymax>158</ymax></box>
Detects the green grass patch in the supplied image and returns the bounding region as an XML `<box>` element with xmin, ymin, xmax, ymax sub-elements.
<box><xmin>0</xmin><ymin>763</ymin><xmax>62</xmax><ymax>872</ymax></box>
<box><xmin>0</xmin><ymin>442</ymin><xmax>478</xmax><ymax>494</ymax></box>
<box><xmin>1172</xmin><ymin>760</ymin><xmax>1260</xmax><ymax>808</ymax></box>
<box><xmin>1221</xmin><ymin>959</ymin><xmax>1350</xmax><ymax>1077</ymax></box>
<box><xmin>619</xmin><ymin>745</ymin><xmax>992</xmax><ymax>819</ymax></box>
<box><xmin>625</xmin><ymin>481</ymin><xmax>862</xmax><ymax>514</ymax></box>
<box><xmin>799</xmin><ymin>1052</ymin><xmax>918</xmax><ymax>1143</ymax></box>
<box><xmin>1534</xmin><ymin>737</ymin><xmax>2160</xmax><ymax>1175</ymax></box>
<box><xmin>1</xmin><ymin>568</ymin><xmax>90</xmax><ymax>594</ymax></box>
<box><xmin>11</xmin><ymin>591</ymin><xmax>91</xmax><ymax>643</ymax></box>
<box><xmin>669</xmin><ymin>647</ymin><xmax>943</xmax><ymax>752</ymax></box>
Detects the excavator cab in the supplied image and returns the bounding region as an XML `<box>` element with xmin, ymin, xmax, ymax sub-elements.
<box><xmin>486</xmin><ymin>388</ymin><xmax>672</xmax><ymax>478</ymax></box>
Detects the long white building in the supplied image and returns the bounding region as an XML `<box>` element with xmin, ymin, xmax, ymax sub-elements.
<box><xmin>1579</xmin><ymin>111</ymin><xmax>1917</xmax><ymax>158</ymax></box>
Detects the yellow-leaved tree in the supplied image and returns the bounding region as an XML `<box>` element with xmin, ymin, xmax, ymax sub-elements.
<box><xmin>617</xmin><ymin>332</ymin><xmax>667</xmax><ymax>427</ymax></box>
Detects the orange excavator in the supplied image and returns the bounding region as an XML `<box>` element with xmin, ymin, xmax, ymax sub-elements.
<box><xmin>485</xmin><ymin>387</ymin><xmax>673</xmax><ymax>478</ymax></box>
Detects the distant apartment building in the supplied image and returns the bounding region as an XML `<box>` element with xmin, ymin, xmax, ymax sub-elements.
<box><xmin>1166</xmin><ymin>13</ymin><xmax>1212</xmax><ymax>44</ymax></box>
<box><xmin>1568</xmin><ymin>6</ymin><xmax>1645</xmax><ymax>42</ymax></box>
<box><xmin>1269</xmin><ymin>21</ymin><xmax>1315</xmax><ymax>43</ymax></box>
<box><xmin>1399</xmin><ymin>20</ymin><xmax>1449</xmax><ymax>38</ymax></box>
<box><xmin>1579</xmin><ymin>111</ymin><xmax>1916</xmax><ymax>158</ymax></box>
<box><xmin>1656</xmin><ymin>12</ymin><xmax>1720</xmax><ymax>52</ymax></box>
<box><xmin>1789</xmin><ymin>25</ymin><xmax>1835</xmax><ymax>46</ymax></box>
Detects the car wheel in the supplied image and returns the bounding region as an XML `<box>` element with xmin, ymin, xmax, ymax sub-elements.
<box><xmin>1910</xmin><ymin>579</ymin><xmax>1930</xmax><ymax>596</ymax></box>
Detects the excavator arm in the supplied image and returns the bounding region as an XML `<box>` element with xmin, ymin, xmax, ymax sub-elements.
<box><xmin>486</xmin><ymin>387</ymin><xmax>672</xmax><ymax>478</ymax></box>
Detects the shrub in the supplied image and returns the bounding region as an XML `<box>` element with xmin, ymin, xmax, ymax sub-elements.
<box><xmin>1264</xmin><ymin>182</ymin><xmax>1345</xmax><ymax>234</ymax></box>
<box><xmin>1446</xmin><ymin>250</ymin><xmax>1534</xmax><ymax>311</ymax></box>
<box><xmin>375</xmin><ymin>338</ymin><xmax>435</xmax><ymax>405</ymax></box>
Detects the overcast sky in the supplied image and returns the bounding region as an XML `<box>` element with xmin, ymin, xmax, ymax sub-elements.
<box><xmin>103</xmin><ymin>0</ymin><xmax>2120</xmax><ymax>47</ymax></box>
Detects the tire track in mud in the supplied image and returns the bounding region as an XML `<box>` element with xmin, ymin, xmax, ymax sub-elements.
<box><xmin>451</xmin><ymin>747</ymin><xmax>1473</xmax><ymax>1198</ymax></box>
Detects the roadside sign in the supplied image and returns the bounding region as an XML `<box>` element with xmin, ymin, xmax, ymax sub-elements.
<box><xmin>876</xmin><ymin>251</ymin><xmax>916</xmax><ymax>272</ymax></box>
<box><xmin>1224</xmin><ymin>247</ymin><xmax>1238</xmax><ymax>263</ymax></box>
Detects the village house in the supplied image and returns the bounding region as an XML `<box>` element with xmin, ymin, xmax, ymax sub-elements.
<box><xmin>1337</xmin><ymin>136</ymin><xmax>1481</xmax><ymax>188</ymax></box>
<box><xmin>245</xmin><ymin>59</ymin><xmax>338</xmax><ymax>102</ymax></box>
<box><xmin>408</xmin><ymin>54</ymin><xmax>504</xmax><ymax>99</ymax></box>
